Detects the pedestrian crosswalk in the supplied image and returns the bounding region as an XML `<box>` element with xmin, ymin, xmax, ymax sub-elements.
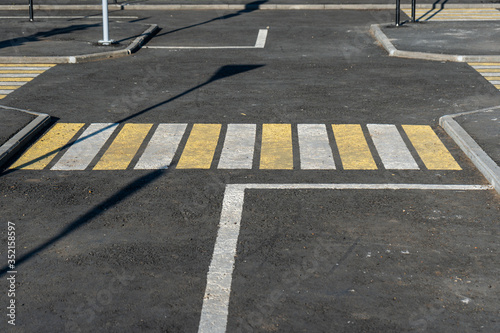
<box><xmin>403</xmin><ymin>8</ymin><xmax>500</xmax><ymax>21</ymax></box>
<box><xmin>9</xmin><ymin>123</ymin><xmax>462</xmax><ymax>171</ymax></box>
<box><xmin>469</xmin><ymin>62</ymin><xmax>500</xmax><ymax>90</ymax></box>
<box><xmin>0</xmin><ymin>64</ymin><xmax>56</xmax><ymax>99</ymax></box>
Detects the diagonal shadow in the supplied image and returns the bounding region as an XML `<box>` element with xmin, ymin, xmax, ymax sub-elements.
<box><xmin>0</xmin><ymin>65</ymin><xmax>264</xmax><ymax>276</ymax></box>
<box><xmin>1</xmin><ymin>64</ymin><xmax>264</xmax><ymax>174</ymax></box>
<box><xmin>154</xmin><ymin>0</ymin><xmax>269</xmax><ymax>38</ymax></box>
<box><xmin>0</xmin><ymin>24</ymin><xmax>101</xmax><ymax>50</ymax></box>
<box><xmin>417</xmin><ymin>0</ymin><xmax>449</xmax><ymax>22</ymax></box>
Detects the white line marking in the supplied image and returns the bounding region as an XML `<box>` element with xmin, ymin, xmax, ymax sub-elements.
<box><xmin>0</xmin><ymin>90</ymin><xmax>14</xmax><ymax>94</ymax></box>
<box><xmin>0</xmin><ymin>82</ymin><xmax>26</xmax><ymax>86</ymax></box>
<box><xmin>0</xmin><ymin>67</ymin><xmax>53</xmax><ymax>71</ymax></box>
<box><xmin>367</xmin><ymin>124</ymin><xmax>419</xmax><ymax>170</ymax></box>
<box><xmin>0</xmin><ymin>74</ymin><xmax>39</xmax><ymax>78</ymax></box>
<box><xmin>488</xmin><ymin>80</ymin><xmax>500</xmax><ymax>84</ymax></box>
<box><xmin>198</xmin><ymin>182</ymin><xmax>493</xmax><ymax>333</ymax></box>
<box><xmin>52</xmin><ymin>123</ymin><xmax>118</xmax><ymax>170</ymax></box>
<box><xmin>134</xmin><ymin>123</ymin><xmax>187</xmax><ymax>170</ymax></box>
<box><xmin>146</xmin><ymin>28</ymin><xmax>268</xmax><ymax>50</ymax></box>
<box><xmin>478</xmin><ymin>72</ymin><xmax>500</xmax><ymax>76</ymax></box>
<box><xmin>218</xmin><ymin>124</ymin><xmax>256</xmax><ymax>169</ymax></box>
<box><xmin>254</xmin><ymin>29</ymin><xmax>268</xmax><ymax>48</ymax></box>
<box><xmin>297</xmin><ymin>124</ymin><xmax>336</xmax><ymax>170</ymax></box>
<box><xmin>0</xmin><ymin>16</ymin><xmax>139</xmax><ymax>19</ymax></box>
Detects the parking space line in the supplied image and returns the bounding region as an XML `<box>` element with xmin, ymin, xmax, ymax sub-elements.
<box><xmin>198</xmin><ymin>182</ymin><xmax>493</xmax><ymax>333</ymax></box>
<box><xmin>135</xmin><ymin>123</ymin><xmax>188</xmax><ymax>170</ymax></box>
<box><xmin>145</xmin><ymin>28</ymin><xmax>268</xmax><ymax>50</ymax></box>
<box><xmin>52</xmin><ymin>123</ymin><xmax>119</xmax><ymax>171</ymax></box>
<box><xmin>94</xmin><ymin>124</ymin><xmax>152</xmax><ymax>170</ymax></box>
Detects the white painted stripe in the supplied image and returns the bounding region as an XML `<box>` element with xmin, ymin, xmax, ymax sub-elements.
<box><xmin>477</xmin><ymin>72</ymin><xmax>500</xmax><ymax>76</ymax></box>
<box><xmin>488</xmin><ymin>80</ymin><xmax>500</xmax><ymax>84</ymax></box>
<box><xmin>367</xmin><ymin>124</ymin><xmax>419</xmax><ymax>170</ymax></box>
<box><xmin>0</xmin><ymin>67</ymin><xmax>52</xmax><ymax>71</ymax></box>
<box><xmin>0</xmin><ymin>90</ymin><xmax>14</xmax><ymax>94</ymax></box>
<box><xmin>51</xmin><ymin>123</ymin><xmax>118</xmax><ymax>170</ymax></box>
<box><xmin>145</xmin><ymin>46</ymin><xmax>259</xmax><ymax>49</ymax></box>
<box><xmin>218</xmin><ymin>124</ymin><xmax>256</xmax><ymax>169</ymax></box>
<box><xmin>0</xmin><ymin>81</ymin><xmax>26</xmax><ymax>86</ymax></box>
<box><xmin>0</xmin><ymin>16</ymin><xmax>138</xmax><ymax>19</ymax></box>
<box><xmin>297</xmin><ymin>124</ymin><xmax>336</xmax><ymax>170</ymax></box>
<box><xmin>0</xmin><ymin>73</ymin><xmax>39</xmax><ymax>78</ymax></box>
<box><xmin>198</xmin><ymin>185</ymin><xmax>246</xmax><ymax>333</ymax></box>
<box><xmin>198</xmin><ymin>182</ymin><xmax>492</xmax><ymax>333</ymax></box>
<box><xmin>134</xmin><ymin>123</ymin><xmax>187</xmax><ymax>169</ymax></box>
<box><xmin>470</xmin><ymin>66</ymin><xmax>500</xmax><ymax>69</ymax></box>
<box><xmin>254</xmin><ymin>29</ymin><xmax>268</xmax><ymax>48</ymax></box>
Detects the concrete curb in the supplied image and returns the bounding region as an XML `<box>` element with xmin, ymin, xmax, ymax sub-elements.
<box><xmin>0</xmin><ymin>105</ymin><xmax>51</xmax><ymax>170</ymax></box>
<box><xmin>0</xmin><ymin>24</ymin><xmax>159</xmax><ymax>64</ymax></box>
<box><xmin>1</xmin><ymin>3</ymin><xmax>500</xmax><ymax>11</ymax></box>
<box><xmin>370</xmin><ymin>24</ymin><xmax>500</xmax><ymax>63</ymax></box>
<box><xmin>440</xmin><ymin>108</ymin><xmax>500</xmax><ymax>195</ymax></box>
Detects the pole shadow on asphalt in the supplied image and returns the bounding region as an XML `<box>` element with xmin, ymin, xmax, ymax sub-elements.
<box><xmin>154</xmin><ymin>0</ymin><xmax>268</xmax><ymax>38</ymax></box>
<box><xmin>0</xmin><ymin>64</ymin><xmax>264</xmax><ymax>277</ymax></box>
<box><xmin>0</xmin><ymin>64</ymin><xmax>264</xmax><ymax>174</ymax></box>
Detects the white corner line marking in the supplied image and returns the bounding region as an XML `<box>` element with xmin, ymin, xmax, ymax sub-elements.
<box><xmin>145</xmin><ymin>28</ymin><xmax>268</xmax><ymax>50</ymax></box>
<box><xmin>198</xmin><ymin>183</ymin><xmax>493</xmax><ymax>332</ymax></box>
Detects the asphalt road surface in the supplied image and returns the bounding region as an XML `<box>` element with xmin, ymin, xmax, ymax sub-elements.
<box><xmin>1</xmin><ymin>9</ymin><xmax>499</xmax><ymax>332</ymax></box>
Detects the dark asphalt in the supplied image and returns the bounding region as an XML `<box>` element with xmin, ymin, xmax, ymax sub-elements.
<box><xmin>0</xmin><ymin>8</ymin><xmax>499</xmax><ymax>333</ymax></box>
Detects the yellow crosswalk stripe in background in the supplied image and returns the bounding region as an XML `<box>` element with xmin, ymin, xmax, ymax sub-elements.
<box><xmin>0</xmin><ymin>64</ymin><xmax>55</xmax><ymax>99</ymax></box>
<box><xmin>403</xmin><ymin>8</ymin><xmax>500</xmax><ymax>21</ymax></box>
<box><xmin>9</xmin><ymin>123</ymin><xmax>463</xmax><ymax>171</ymax></box>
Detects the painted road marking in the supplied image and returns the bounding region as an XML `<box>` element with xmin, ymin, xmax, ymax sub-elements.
<box><xmin>145</xmin><ymin>28</ymin><xmax>269</xmax><ymax>50</ymax></box>
<box><xmin>260</xmin><ymin>124</ymin><xmax>293</xmax><ymax>170</ymax></box>
<box><xmin>218</xmin><ymin>124</ymin><xmax>256</xmax><ymax>169</ymax></box>
<box><xmin>403</xmin><ymin>125</ymin><xmax>462</xmax><ymax>170</ymax></box>
<box><xmin>403</xmin><ymin>8</ymin><xmax>500</xmax><ymax>21</ymax></box>
<box><xmin>297</xmin><ymin>124</ymin><xmax>335</xmax><ymax>170</ymax></box>
<box><xmin>94</xmin><ymin>124</ymin><xmax>152</xmax><ymax>170</ymax></box>
<box><xmin>198</xmin><ymin>182</ymin><xmax>494</xmax><ymax>333</ymax></box>
<box><xmin>51</xmin><ymin>123</ymin><xmax>119</xmax><ymax>171</ymax></box>
<box><xmin>367</xmin><ymin>124</ymin><xmax>419</xmax><ymax>170</ymax></box>
<box><xmin>9</xmin><ymin>123</ymin><xmax>84</xmax><ymax>170</ymax></box>
<box><xmin>9</xmin><ymin>123</ymin><xmax>464</xmax><ymax>171</ymax></box>
<box><xmin>177</xmin><ymin>124</ymin><xmax>222</xmax><ymax>169</ymax></box>
<box><xmin>469</xmin><ymin>62</ymin><xmax>500</xmax><ymax>89</ymax></box>
<box><xmin>332</xmin><ymin>124</ymin><xmax>377</xmax><ymax>170</ymax></box>
<box><xmin>0</xmin><ymin>64</ymin><xmax>55</xmax><ymax>99</ymax></box>
<box><xmin>135</xmin><ymin>123</ymin><xmax>188</xmax><ymax>170</ymax></box>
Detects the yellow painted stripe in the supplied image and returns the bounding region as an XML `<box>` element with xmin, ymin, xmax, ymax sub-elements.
<box><xmin>260</xmin><ymin>124</ymin><xmax>293</xmax><ymax>170</ymax></box>
<box><xmin>0</xmin><ymin>95</ymin><xmax>6</xmax><ymax>99</ymax></box>
<box><xmin>9</xmin><ymin>123</ymin><xmax>84</xmax><ymax>170</ymax></box>
<box><xmin>176</xmin><ymin>124</ymin><xmax>221</xmax><ymax>169</ymax></box>
<box><xmin>332</xmin><ymin>124</ymin><xmax>377</xmax><ymax>170</ymax></box>
<box><xmin>0</xmin><ymin>78</ymin><xmax>33</xmax><ymax>82</ymax></box>
<box><xmin>93</xmin><ymin>123</ymin><xmax>152</xmax><ymax>170</ymax></box>
<box><xmin>403</xmin><ymin>125</ymin><xmax>461</xmax><ymax>170</ymax></box>
<box><xmin>469</xmin><ymin>62</ymin><xmax>500</xmax><ymax>66</ymax></box>
<box><xmin>484</xmin><ymin>76</ymin><xmax>500</xmax><ymax>80</ymax></box>
<box><xmin>0</xmin><ymin>86</ymin><xmax>21</xmax><ymax>90</ymax></box>
<box><xmin>476</xmin><ymin>69</ymin><xmax>500</xmax><ymax>72</ymax></box>
<box><xmin>0</xmin><ymin>64</ymin><xmax>55</xmax><ymax>67</ymax></box>
<box><xmin>0</xmin><ymin>70</ymin><xmax>45</xmax><ymax>74</ymax></box>
<box><xmin>494</xmin><ymin>85</ymin><xmax>500</xmax><ymax>89</ymax></box>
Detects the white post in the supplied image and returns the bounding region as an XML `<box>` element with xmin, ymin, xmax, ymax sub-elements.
<box><xmin>99</xmin><ymin>0</ymin><xmax>114</xmax><ymax>45</ymax></box>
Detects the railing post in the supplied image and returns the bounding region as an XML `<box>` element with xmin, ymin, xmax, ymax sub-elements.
<box><xmin>412</xmin><ymin>0</ymin><xmax>417</xmax><ymax>22</ymax></box>
<box><xmin>28</xmin><ymin>0</ymin><xmax>34</xmax><ymax>22</ymax></box>
<box><xmin>395</xmin><ymin>0</ymin><xmax>401</xmax><ymax>26</ymax></box>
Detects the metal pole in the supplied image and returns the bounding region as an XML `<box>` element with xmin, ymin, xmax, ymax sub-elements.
<box><xmin>412</xmin><ymin>0</ymin><xmax>417</xmax><ymax>22</ymax></box>
<box><xmin>99</xmin><ymin>0</ymin><xmax>114</xmax><ymax>45</ymax></box>
<box><xmin>395</xmin><ymin>0</ymin><xmax>401</xmax><ymax>26</ymax></box>
<box><xmin>28</xmin><ymin>0</ymin><xmax>34</xmax><ymax>22</ymax></box>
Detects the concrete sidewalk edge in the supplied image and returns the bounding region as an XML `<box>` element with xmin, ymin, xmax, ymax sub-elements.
<box><xmin>2</xmin><ymin>3</ymin><xmax>500</xmax><ymax>11</ymax></box>
<box><xmin>0</xmin><ymin>105</ymin><xmax>51</xmax><ymax>170</ymax></box>
<box><xmin>370</xmin><ymin>24</ymin><xmax>500</xmax><ymax>63</ymax></box>
<box><xmin>0</xmin><ymin>24</ymin><xmax>159</xmax><ymax>64</ymax></box>
<box><xmin>440</xmin><ymin>107</ymin><xmax>500</xmax><ymax>195</ymax></box>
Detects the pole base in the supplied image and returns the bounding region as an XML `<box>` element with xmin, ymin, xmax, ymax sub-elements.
<box><xmin>98</xmin><ymin>40</ymin><xmax>116</xmax><ymax>46</ymax></box>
